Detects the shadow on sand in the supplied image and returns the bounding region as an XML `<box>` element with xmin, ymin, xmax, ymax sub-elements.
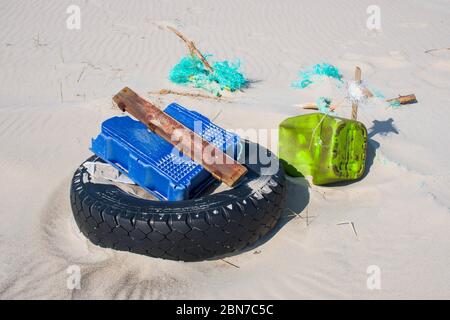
<box><xmin>221</xmin><ymin>141</ymin><xmax>310</xmax><ymax>259</ymax></box>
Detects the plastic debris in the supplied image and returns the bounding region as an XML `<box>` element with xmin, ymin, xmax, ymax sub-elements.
<box><xmin>388</xmin><ymin>100</ymin><xmax>402</xmax><ymax>108</ymax></box>
<box><xmin>113</xmin><ymin>87</ymin><xmax>247</xmax><ymax>188</ymax></box>
<box><xmin>372</xmin><ymin>88</ymin><xmax>385</xmax><ymax>99</ymax></box>
<box><xmin>346</xmin><ymin>79</ymin><xmax>417</xmax><ymax>109</ymax></box>
<box><xmin>92</xmin><ymin>101</ymin><xmax>241</xmax><ymax>200</ymax></box>
<box><xmin>169</xmin><ymin>55</ymin><xmax>247</xmax><ymax>96</ymax></box>
<box><xmin>292</xmin><ymin>63</ymin><xmax>343</xmax><ymax>89</ymax></box>
<box><xmin>347</xmin><ymin>80</ymin><xmax>369</xmax><ymax>105</ymax></box>
<box><xmin>279</xmin><ymin>113</ymin><xmax>367</xmax><ymax>185</ymax></box>
<box><xmin>369</xmin><ymin>89</ymin><xmax>417</xmax><ymax>108</ymax></box>
<box><xmin>316</xmin><ymin>97</ymin><xmax>333</xmax><ymax>114</ymax></box>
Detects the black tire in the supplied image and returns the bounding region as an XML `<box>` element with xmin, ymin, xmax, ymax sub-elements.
<box><xmin>70</xmin><ymin>141</ymin><xmax>287</xmax><ymax>261</ymax></box>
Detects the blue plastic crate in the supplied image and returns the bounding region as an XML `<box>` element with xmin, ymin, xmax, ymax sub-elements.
<box><xmin>91</xmin><ymin>103</ymin><xmax>240</xmax><ymax>201</ymax></box>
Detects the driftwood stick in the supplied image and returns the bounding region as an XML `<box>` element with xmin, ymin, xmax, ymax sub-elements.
<box><xmin>113</xmin><ymin>87</ymin><xmax>247</xmax><ymax>187</ymax></box>
<box><xmin>149</xmin><ymin>89</ymin><xmax>223</xmax><ymax>100</ymax></box>
<box><xmin>302</xmin><ymin>103</ymin><xmax>319</xmax><ymax>110</ymax></box>
<box><xmin>302</xmin><ymin>93</ymin><xmax>417</xmax><ymax>110</ymax></box>
<box><xmin>425</xmin><ymin>47</ymin><xmax>450</xmax><ymax>54</ymax></box>
<box><xmin>167</xmin><ymin>26</ymin><xmax>214</xmax><ymax>73</ymax></box>
<box><xmin>351</xmin><ymin>66</ymin><xmax>362</xmax><ymax>121</ymax></box>
<box><xmin>386</xmin><ymin>94</ymin><xmax>417</xmax><ymax>105</ymax></box>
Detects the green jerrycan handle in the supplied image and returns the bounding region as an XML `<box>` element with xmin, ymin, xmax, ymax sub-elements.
<box><xmin>278</xmin><ymin>113</ymin><xmax>368</xmax><ymax>185</ymax></box>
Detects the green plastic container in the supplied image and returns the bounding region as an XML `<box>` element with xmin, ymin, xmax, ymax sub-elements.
<box><xmin>279</xmin><ymin>113</ymin><xmax>367</xmax><ymax>185</ymax></box>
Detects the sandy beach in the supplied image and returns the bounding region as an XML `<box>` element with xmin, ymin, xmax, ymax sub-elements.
<box><xmin>0</xmin><ymin>0</ymin><xmax>450</xmax><ymax>299</ymax></box>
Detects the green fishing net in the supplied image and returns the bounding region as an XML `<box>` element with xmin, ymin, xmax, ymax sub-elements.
<box><xmin>292</xmin><ymin>63</ymin><xmax>343</xmax><ymax>89</ymax></box>
<box><xmin>169</xmin><ymin>55</ymin><xmax>247</xmax><ymax>96</ymax></box>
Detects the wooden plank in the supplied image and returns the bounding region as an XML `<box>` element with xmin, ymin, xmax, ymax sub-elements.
<box><xmin>113</xmin><ymin>87</ymin><xmax>247</xmax><ymax>187</ymax></box>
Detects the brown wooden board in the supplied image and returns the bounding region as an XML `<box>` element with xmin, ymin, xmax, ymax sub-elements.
<box><xmin>113</xmin><ymin>87</ymin><xmax>247</xmax><ymax>187</ymax></box>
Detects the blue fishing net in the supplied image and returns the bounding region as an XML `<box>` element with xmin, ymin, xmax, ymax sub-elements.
<box><xmin>169</xmin><ymin>55</ymin><xmax>247</xmax><ymax>96</ymax></box>
<box><xmin>387</xmin><ymin>99</ymin><xmax>402</xmax><ymax>108</ymax></box>
<box><xmin>292</xmin><ymin>63</ymin><xmax>343</xmax><ymax>89</ymax></box>
<box><xmin>316</xmin><ymin>97</ymin><xmax>333</xmax><ymax>114</ymax></box>
<box><xmin>370</xmin><ymin>88</ymin><xmax>402</xmax><ymax>108</ymax></box>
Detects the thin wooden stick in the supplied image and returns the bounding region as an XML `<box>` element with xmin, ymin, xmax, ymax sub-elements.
<box><xmin>337</xmin><ymin>221</ymin><xmax>358</xmax><ymax>238</ymax></box>
<box><xmin>301</xmin><ymin>103</ymin><xmax>319</xmax><ymax>110</ymax></box>
<box><xmin>425</xmin><ymin>47</ymin><xmax>450</xmax><ymax>54</ymax></box>
<box><xmin>300</xmin><ymin>98</ymin><xmax>344</xmax><ymax>111</ymax></box>
<box><xmin>351</xmin><ymin>66</ymin><xmax>362</xmax><ymax>121</ymax></box>
<box><xmin>302</xmin><ymin>93</ymin><xmax>417</xmax><ymax>110</ymax></box>
<box><xmin>286</xmin><ymin>207</ymin><xmax>303</xmax><ymax>219</ymax></box>
<box><xmin>167</xmin><ymin>26</ymin><xmax>214</xmax><ymax>73</ymax></box>
<box><xmin>59</xmin><ymin>81</ymin><xmax>63</xmax><ymax>102</ymax></box>
<box><xmin>221</xmin><ymin>259</ymin><xmax>240</xmax><ymax>268</ymax></box>
<box><xmin>149</xmin><ymin>89</ymin><xmax>223</xmax><ymax>100</ymax></box>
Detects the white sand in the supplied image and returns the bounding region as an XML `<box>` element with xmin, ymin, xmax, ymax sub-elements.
<box><xmin>1</xmin><ymin>0</ymin><xmax>450</xmax><ymax>299</ymax></box>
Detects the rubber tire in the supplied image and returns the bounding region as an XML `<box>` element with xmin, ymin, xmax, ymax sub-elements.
<box><xmin>70</xmin><ymin>144</ymin><xmax>287</xmax><ymax>262</ymax></box>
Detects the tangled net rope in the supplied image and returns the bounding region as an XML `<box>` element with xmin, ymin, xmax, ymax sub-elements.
<box><xmin>169</xmin><ymin>55</ymin><xmax>247</xmax><ymax>96</ymax></box>
<box><xmin>316</xmin><ymin>97</ymin><xmax>333</xmax><ymax>114</ymax></box>
<box><xmin>292</xmin><ymin>63</ymin><xmax>343</xmax><ymax>89</ymax></box>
